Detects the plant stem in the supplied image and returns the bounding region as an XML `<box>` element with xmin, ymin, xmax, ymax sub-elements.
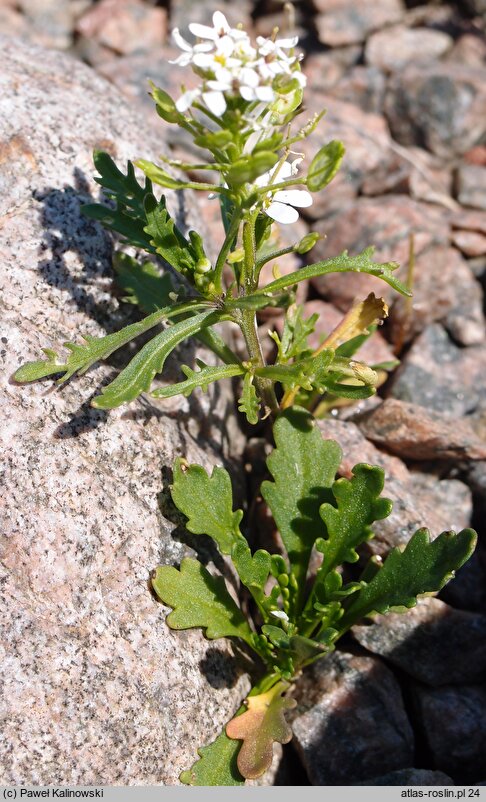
<box><xmin>239</xmin><ymin>309</ymin><xmax>279</xmax><ymax>416</ymax></box>
<box><xmin>239</xmin><ymin>216</ymin><xmax>279</xmax><ymax>416</ymax></box>
<box><xmin>213</xmin><ymin>209</ymin><xmax>242</xmax><ymax>294</ymax></box>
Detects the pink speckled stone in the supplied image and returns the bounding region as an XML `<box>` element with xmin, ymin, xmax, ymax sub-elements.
<box><xmin>0</xmin><ymin>36</ymin><xmax>248</xmax><ymax>785</ymax></box>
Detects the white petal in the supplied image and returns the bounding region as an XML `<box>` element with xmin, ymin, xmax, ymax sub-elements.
<box><xmin>229</xmin><ymin>28</ymin><xmax>248</xmax><ymax>41</ymax></box>
<box><xmin>275</xmin><ymin>36</ymin><xmax>298</xmax><ymax>48</ymax></box>
<box><xmin>172</xmin><ymin>28</ymin><xmax>192</xmax><ymax>51</ymax></box>
<box><xmin>254</xmin><ymin>169</ymin><xmax>272</xmax><ymax>187</ymax></box>
<box><xmin>207</xmin><ymin>79</ymin><xmax>231</xmax><ymax>91</ymax></box>
<box><xmin>224</xmin><ymin>56</ymin><xmax>242</xmax><ymax>69</ymax></box>
<box><xmin>270</xmin><ymin>609</ymin><xmax>289</xmax><ymax>621</ymax></box>
<box><xmin>192</xmin><ymin>52</ymin><xmax>215</xmax><ymax>68</ymax></box>
<box><xmin>175</xmin><ymin>89</ymin><xmax>200</xmax><ymax>112</ymax></box>
<box><xmin>214</xmin><ymin>66</ymin><xmax>232</xmax><ymax>83</ymax></box>
<box><xmin>217</xmin><ymin>35</ymin><xmax>235</xmax><ymax>57</ymax></box>
<box><xmin>240</xmin><ymin>67</ymin><xmax>259</xmax><ymax>88</ymax></box>
<box><xmin>254</xmin><ymin>85</ymin><xmax>275</xmax><ymax>102</ymax></box>
<box><xmin>189</xmin><ymin>22</ymin><xmax>218</xmax><ymax>40</ymax></box>
<box><xmin>266</xmin><ymin>201</ymin><xmax>299</xmax><ymax>224</ymax></box>
<box><xmin>272</xmin><ymin>162</ymin><xmax>293</xmax><ymax>181</ymax></box>
<box><xmin>290</xmin><ymin>157</ymin><xmax>303</xmax><ymax>174</ymax></box>
<box><xmin>168</xmin><ymin>53</ymin><xmax>192</xmax><ymax>66</ymax></box>
<box><xmin>273</xmin><ymin>190</ymin><xmax>313</xmax><ymax>208</ymax></box>
<box><xmin>202</xmin><ymin>90</ymin><xmax>227</xmax><ymax>116</ymax></box>
<box><xmin>293</xmin><ymin>71</ymin><xmax>307</xmax><ymax>87</ymax></box>
<box><xmin>212</xmin><ymin>11</ymin><xmax>230</xmax><ymax>33</ymax></box>
<box><xmin>240</xmin><ymin>85</ymin><xmax>256</xmax><ymax>101</ymax></box>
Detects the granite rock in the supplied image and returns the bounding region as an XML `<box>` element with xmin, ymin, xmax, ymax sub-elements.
<box><xmin>456</xmin><ymin>164</ymin><xmax>486</xmax><ymax>212</ymax></box>
<box><xmin>300</xmin><ymin>98</ymin><xmax>394</xmax><ymax>220</ymax></box>
<box><xmin>390</xmin><ymin>324</ymin><xmax>486</xmax><ymax>418</ymax></box>
<box><xmin>310</xmin><ymin>196</ymin><xmax>450</xmax><ymax>310</ymax></box>
<box><xmin>355</xmin><ymin>768</ymin><xmax>454</xmax><ymax>785</ymax></box>
<box><xmin>413</xmin><ymin>684</ymin><xmax>486</xmax><ymax>783</ymax></box>
<box><xmin>291</xmin><ymin>651</ymin><xmax>414</xmax><ymax>785</ymax></box>
<box><xmin>0</xmin><ymin>36</ymin><xmax>248</xmax><ymax>786</ymax></box>
<box><xmin>324</xmin><ymin>66</ymin><xmax>387</xmax><ymax>115</ymax></box>
<box><xmin>353</xmin><ymin>597</ymin><xmax>486</xmax><ymax>686</ymax></box>
<box><xmin>316</xmin><ymin>419</ymin><xmax>472</xmax><ymax>555</ymax></box>
<box><xmin>358</xmin><ymin>399</ymin><xmax>486</xmax><ymax>461</ymax></box>
<box><xmin>315</xmin><ymin>0</ymin><xmax>405</xmax><ymax>47</ymax></box>
<box><xmin>365</xmin><ymin>26</ymin><xmax>453</xmax><ymax>73</ymax></box>
<box><xmin>384</xmin><ymin>64</ymin><xmax>486</xmax><ymax>159</ymax></box>
<box><xmin>76</xmin><ymin>0</ymin><xmax>168</xmax><ymax>56</ymax></box>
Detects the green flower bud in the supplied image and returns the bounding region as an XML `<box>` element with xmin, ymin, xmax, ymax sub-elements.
<box><xmin>195</xmin><ymin>258</ymin><xmax>212</xmax><ymax>274</ymax></box>
<box><xmin>296</xmin><ymin>232</ymin><xmax>320</xmax><ymax>254</ymax></box>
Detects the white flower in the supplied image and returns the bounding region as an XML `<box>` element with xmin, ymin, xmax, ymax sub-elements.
<box><xmin>175</xmin><ymin>87</ymin><xmax>202</xmax><ymax>113</ymax></box>
<box><xmin>265</xmin><ymin>188</ymin><xmax>313</xmax><ymax>224</ymax></box>
<box><xmin>270</xmin><ymin>610</ymin><xmax>289</xmax><ymax>621</ymax></box>
<box><xmin>169</xmin><ymin>28</ymin><xmax>213</xmax><ymax>66</ymax></box>
<box><xmin>189</xmin><ymin>11</ymin><xmax>247</xmax><ymax>43</ymax></box>
<box><xmin>256</xmin><ymin>160</ymin><xmax>313</xmax><ymax>224</ymax></box>
<box><xmin>170</xmin><ymin>15</ymin><xmax>306</xmax><ymax>123</ymax></box>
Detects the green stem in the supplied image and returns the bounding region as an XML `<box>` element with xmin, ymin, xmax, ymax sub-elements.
<box><xmin>255</xmin><ymin>177</ymin><xmax>305</xmax><ymax>194</ymax></box>
<box><xmin>237</xmin><ymin>216</ymin><xmax>279</xmax><ymax>416</ymax></box>
<box><xmin>213</xmin><ymin>208</ymin><xmax>242</xmax><ymax>294</ymax></box>
<box><xmin>239</xmin><ymin>308</ymin><xmax>279</xmax><ymax>417</ymax></box>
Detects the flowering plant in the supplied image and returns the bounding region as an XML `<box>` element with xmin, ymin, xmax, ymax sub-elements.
<box><xmin>13</xmin><ymin>13</ymin><xmax>478</xmax><ymax>786</ymax></box>
<box><xmin>15</xmin><ymin>12</ymin><xmax>408</xmax><ymax>419</ymax></box>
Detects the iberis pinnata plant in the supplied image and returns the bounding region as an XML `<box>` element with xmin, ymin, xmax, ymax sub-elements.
<box><xmin>15</xmin><ymin>11</ymin><xmax>407</xmax><ymax>417</ymax></box>
<box><xmin>15</xmin><ymin>13</ymin><xmax>477</xmax><ymax>786</ymax></box>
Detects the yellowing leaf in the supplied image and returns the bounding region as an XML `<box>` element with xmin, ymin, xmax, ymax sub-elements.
<box><xmin>318</xmin><ymin>292</ymin><xmax>388</xmax><ymax>353</ymax></box>
<box><xmin>226</xmin><ymin>681</ymin><xmax>296</xmax><ymax>780</ymax></box>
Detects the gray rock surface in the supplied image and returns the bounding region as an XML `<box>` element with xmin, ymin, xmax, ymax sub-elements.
<box><xmin>316</xmin><ymin>419</ymin><xmax>472</xmax><ymax>555</ymax></box>
<box><xmin>353</xmin><ymin>597</ymin><xmax>486</xmax><ymax>685</ymax></box>
<box><xmin>0</xmin><ymin>36</ymin><xmax>248</xmax><ymax>785</ymax></box>
<box><xmin>356</xmin><ymin>768</ymin><xmax>454</xmax><ymax>785</ymax></box>
<box><xmin>391</xmin><ymin>324</ymin><xmax>486</xmax><ymax>418</ymax></box>
<box><xmin>384</xmin><ymin>63</ymin><xmax>486</xmax><ymax>159</ymax></box>
<box><xmin>413</xmin><ymin>684</ymin><xmax>486</xmax><ymax>783</ymax></box>
<box><xmin>291</xmin><ymin>651</ymin><xmax>414</xmax><ymax>784</ymax></box>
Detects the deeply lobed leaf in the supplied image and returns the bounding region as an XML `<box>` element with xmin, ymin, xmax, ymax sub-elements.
<box><xmin>180</xmin><ymin>729</ymin><xmax>244</xmax><ymax>787</ymax></box>
<box><xmin>258</xmin><ymin>247</ymin><xmax>411</xmax><ymax>297</ymax></box>
<box><xmin>91</xmin><ymin>308</ymin><xmax>222</xmax><ymax>408</ymax></box>
<box><xmin>261</xmin><ymin>408</ymin><xmax>342</xmax><ymax>609</ymax></box>
<box><xmin>151</xmin><ymin>362</ymin><xmax>245</xmax><ymax>399</ymax></box>
<box><xmin>226</xmin><ymin>681</ymin><xmax>296</xmax><ymax>780</ymax></box>
<box><xmin>339</xmin><ymin>527</ymin><xmax>477</xmax><ymax>630</ymax></box>
<box><xmin>238</xmin><ymin>373</ymin><xmax>260</xmax><ymax>425</ymax></box>
<box><xmin>14</xmin><ymin>306</ymin><xmax>179</xmax><ymax>385</ymax></box>
<box><xmin>152</xmin><ymin>557</ymin><xmax>254</xmax><ymax>644</ymax></box>
<box><xmin>170</xmin><ymin>459</ymin><xmax>243</xmax><ymax>555</ymax></box>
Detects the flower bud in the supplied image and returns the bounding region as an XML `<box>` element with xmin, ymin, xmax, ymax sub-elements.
<box><xmin>296</xmin><ymin>231</ymin><xmax>320</xmax><ymax>254</ymax></box>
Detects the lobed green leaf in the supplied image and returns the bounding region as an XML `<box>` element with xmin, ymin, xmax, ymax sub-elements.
<box><xmin>113</xmin><ymin>252</ymin><xmax>175</xmax><ymax>313</ymax></box>
<box><xmin>238</xmin><ymin>373</ymin><xmax>260</xmax><ymax>425</ymax></box>
<box><xmin>91</xmin><ymin>308</ymin><xmax>221</xmax><ymax>408</ymax></box>
<box><xmin>180</xmin><ymin>728</ymin><xmax>244</xmax><ymax>786</ymax></box>
<box><xmin>14</xmin><ymin>305</ymin><xmax>193</xmax><ymax>385</ymax></box>
<box><xmin>226</xmin><ymin>681</ymin><xmax>296</xmax><ymax>780</ymax></box>
<box><xmin>339</xmin><ymin>527</ymin><xmax>477</xmax><ymax>630</ymax></box>
<box><xmin>261</xmin><ymin>408</ymin><xmax>342</xmax><ymax>609</ymax></box>
<box><xmin>152</xmin><ymin>557</ymin><xmax>254</xmax><ymax>643</ymax></box>
<box><xmin>151</xmin><ymin>362</ymin><xmax>244</xmax><ymax>399</ymax></box>
<box><xmin>257</xmin><ymin>247</ymin><xmax>411</xmax><ymax>297</ymax></box>
<box><xmin>170</xmin><ymin>459</ymin><xmax>243</xmax><ymax>555</ymax></box>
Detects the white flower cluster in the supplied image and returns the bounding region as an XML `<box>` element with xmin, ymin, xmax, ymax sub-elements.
<box><xmin>256</xmin><ymin>159</ymin><xmax>312</xmax><ymax>224</ymax></box>
<box><xmin>171</xmin><ymin>11</ymin><xmax>306</xmax><ymax>117</ymax></box>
